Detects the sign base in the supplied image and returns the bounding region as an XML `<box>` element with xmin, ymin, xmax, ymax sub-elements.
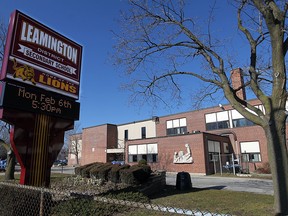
<box><xmin>1</xmin><ymin>108</ymin><xmax>74</xmax><ymax>187</ymax></box>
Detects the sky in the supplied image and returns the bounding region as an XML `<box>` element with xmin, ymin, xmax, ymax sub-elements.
<box><xmin>0</xmin><ymin>0</ymin><xmax>245</xmax><ymax>130</ymax></box>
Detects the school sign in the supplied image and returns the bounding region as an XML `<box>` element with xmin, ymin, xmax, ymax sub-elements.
<box><xmin>0</xmin><ymin>10</ymin><xmax>82</xmax><ymax>187</ymax></box>
<box><xmin>1</xmin><ymin>10</ymin><xmax>82</xmax><ymax>99</ymax></box>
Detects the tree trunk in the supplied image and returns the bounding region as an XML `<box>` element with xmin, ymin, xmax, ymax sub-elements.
<box><xmin>264</xmin><ymin>117</ymin><xmax>288</xmax><ymax>215</ymax></box>
<box><xmin>5</xmin><ymin>150</ymin><xmax>15</xmax><ymax>180</ymax></box>
<box><xmin>76</xmin><ymin>153</ymin><xmax>79</xmax><ymax>165</ymax></box>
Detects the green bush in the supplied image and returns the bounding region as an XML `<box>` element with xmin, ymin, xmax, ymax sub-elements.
<box><xmin>108</xmin><ymin>164</ymin><xmax>130</xmax><ymax>183</ymax></box>
<box><xmin>138</xmin><ymin>159</ymin><xmax>147</xmax><ymax>166</ymax></box>
<box><xmin>97</xmin><ymin>164</ymin><xmax>114</xmax><ymax>180</ymax></box>
<box><xmin>119</xmin><ymin>164</ymin><xmax>151</xmax><ymax>185</ymax></box>
<box><xmin>76</xmin><ymin>162</ymin><xmax>152</xmax><ymax>185</ymax></box>
<box><xmin>88</xmin><ymin>163</ymin><xmax>104</xmax><ymax>178</ymax></box>
<box><xmin>90</xmin><ymin>163</ymin><xmax>113</xmax><ymax>180</ymax></box>
<box><xmin>81</xmin><ymin>163</ymin><xmax>101</xmax><ymax>178</ymax></box>
<box><xmin>75</xmin><ymin>162</ymin><xmax>95</xmax><ymax>176</ymax></box>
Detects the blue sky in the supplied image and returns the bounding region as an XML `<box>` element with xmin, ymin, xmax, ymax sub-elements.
<box><xmin>0</xmin><ymin>0</ymin><xmax>246</xmax><ymax>129</ymax></box>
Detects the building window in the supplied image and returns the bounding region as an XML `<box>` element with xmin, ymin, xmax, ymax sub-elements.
<box><xmin>205</xmin><ymin>111</ymin><xmax>229</xmax><ymax>131</ymax></box>
<box><xmin>124</xmin><ymin>130</ymin><xmax>128</xmax><ymax>140</ymax></box>
<box><xmin>141</xmin><ymin>127</ymin><xmax>146</xmax><ymax>139</ymax></box>
<box><xmin>166</xmin><ymin>118</ymin><xmax>187</xmax><ymax>135</ymax></box>
<box><xmin>240</xmin><ymin>141</ymin><xmax>261</xmax><ymax>162</ymax></box>
<box><xmin>208</xmin><ymin>140</ymin><xmax>220</xmax><ymax>162</ymax></box>
<box><xmin>128</xmin><ymin>144</ymin><xmax>158</xmax><ymax>163</ymax></box>
<box><xmin>231</xmin><ymin>110</ymin><xmax>255</xmax><ymax>128</ymax></box>
<box><xmin>232</xmin><ymin>118</ymin><xmax>255</xmax><ymax>128</ymax></box>
<box><xmin>128</xmin><ymin>155</ymin><xmax>137</xmax><ymax>162</ymax></box>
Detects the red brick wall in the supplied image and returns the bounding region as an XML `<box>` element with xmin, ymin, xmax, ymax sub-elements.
<box><xmin>154</xmin><ymin>100</ymin><xmax>270</xmax><ymax>172</ymax></box>
<box><xmin>231</xmin><ymin>68</ymin><xmax>246</xmax><ymax>100</ymax></box>
<box><xmin>126</xmin><ymin>132</ymin><xmax>231</xmax><ymax>174</ymax></box>
<box><xmin>81</xmin><ymin>124</ymin><xmax>117</xmax><ymax>165</ymax></box>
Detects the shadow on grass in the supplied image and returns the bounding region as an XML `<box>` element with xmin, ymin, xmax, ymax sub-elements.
<box><xmin>148</xmin><ymin>185</ymin><xmax>227</xmax><ymax>199</ymax></box>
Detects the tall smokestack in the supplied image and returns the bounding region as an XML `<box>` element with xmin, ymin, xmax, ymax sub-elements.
<box><xmin>231</xmin><ymin>68</ymin><xmax>246</xmax><ymax>100</ymax></box>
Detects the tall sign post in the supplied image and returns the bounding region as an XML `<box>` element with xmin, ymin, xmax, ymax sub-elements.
<box><xmin>0</xmin><ymin>10</ymin><xmax>82</xmax><ymax>187</ymax></box>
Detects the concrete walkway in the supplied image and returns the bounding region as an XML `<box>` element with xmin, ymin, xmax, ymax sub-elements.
<box><xmin>166</xmin><ymin>173</ymin><xmax>274</xmax><ymax>195</ymax></box>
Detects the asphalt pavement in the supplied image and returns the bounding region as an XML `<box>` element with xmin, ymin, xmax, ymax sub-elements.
<box><xmin>166</xmin><ymin>172</ymin><xmax>274</xmax><ymax>195</ymax></box>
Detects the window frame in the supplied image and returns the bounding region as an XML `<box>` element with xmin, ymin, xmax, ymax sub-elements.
<box><xmin>141</xmin><ymin>127</ymin><xmax>146</xmax><ymax>139</ymax></box>
<box><xmin>128</xmin><ymin>144</ymin><xmax>158</xmax><ymax>163</ymax></box>
<box><xmin>166</xmin><ymin>118</ymin><xmax>187</xmax><ymax>135</ymax></box>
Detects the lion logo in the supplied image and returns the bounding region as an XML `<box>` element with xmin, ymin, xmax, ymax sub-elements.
<box><xmin>12</xmin><ymin>58</ymin><xmax>36</xmax><ymax>85</ymax></box>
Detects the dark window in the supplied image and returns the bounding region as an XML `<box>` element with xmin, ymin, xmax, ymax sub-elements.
<box><xmin>128</xmin><ymin>154</ymin><xmax>158</xmax><ymax>163</ymax></box>
<box><xmin>137</xmin><ymin>154</ymin><xmax>147</xmax><ymax>161</ymax></box>
<box><xmin>128</xmin><ymin>155</ymin><xmax>137</xmax><ymax>162</ymax></box>
<box><xmin>206</xmin><ymin>121</ymin><xmax>229</xmax><ymax>131</ymax></box>
<box><xmin>233</xmin><ymin>118</ymin><xmax>255</xmax><ymax>128</ymax></box>
<box><xmin>206</xmin><ymin>122</ymin><xmax>218</xmax><ymax>131</ymax></box>
<box><xmin>209</xmin><ymin>153</ymin><xmax>219</xmax><ymax>162</ymax></box>
<box><xmin>147</xmin><ymin>154</ymin><xmax>158</xmax><ymax>163</ymax></box>
<box><xmin>141</xmin><ymin>127</ymin><xmax>146</xmax><ymax>139</ymax></box>
<box><xmin>241</xmin><ymin>153</ymin><xmax>261</xmax><ymax>162</ymax></box>
<box><xmin>167</xmin><ymin>126</ymin><xmax>187</xmax><ymax>135</ymax></box>
<box><xmin>124</xmin><ymin>130</ymin><xmax>128</xmax><ymax>140</ymax></box>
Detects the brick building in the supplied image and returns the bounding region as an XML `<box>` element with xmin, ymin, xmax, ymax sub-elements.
<box><xmin>68</xmin><ymin>69</ymin><xmax>281</xmax><ymax>174</ymax></box>
<box><xmin>68</xmin><ymin>97</ymin><xmax>276</xmax><ymax>175</ymax></box>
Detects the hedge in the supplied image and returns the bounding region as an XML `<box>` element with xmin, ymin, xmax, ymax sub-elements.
<box><xmin>119</xmin><ymin>164</ymin><xmax>151</xmax><ymax>185</ymax></box>
<box><xmin>77</xmin><ymin>162</ymin><xmax>151</xmax><ymax>185</ymax></box>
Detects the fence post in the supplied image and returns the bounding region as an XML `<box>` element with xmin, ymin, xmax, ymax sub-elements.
<box><xmin>219</xmin><ymin>152</ymin><xmax>222</xmax><ymax>176</ymax></box>
<box><xmin>232</xmin><ymin>154</ymin><xmax>235</xmax><ymax>175</ymax></box>
<box><xmin>39</xmin><ymin>189</ymin><xmax>44</xmax><ymax>216</ymax></box>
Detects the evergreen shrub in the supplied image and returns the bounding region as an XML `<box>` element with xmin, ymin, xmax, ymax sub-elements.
<box><xmin>108</xmin><ymin>164</ymin><xmax>130</xmax><ymax>183</ymax></box>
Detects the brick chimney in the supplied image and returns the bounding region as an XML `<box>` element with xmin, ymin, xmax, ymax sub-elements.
<box><xmin>230</xmin><ymin>68</ymin><xmax>246</xmax><ymax>100</ymax></box>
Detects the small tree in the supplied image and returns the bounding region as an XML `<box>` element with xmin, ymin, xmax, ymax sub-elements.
<box><xmin>65</xmin><ymin>123</ymin><xmax>82</xmax><ymax>166</ymax></box>
<box><xmin>0</xmin><ymin>122</ymin><xmax>15</xmax><ymax>180</ymax></box>
<box><xmin>0</xmin><ymin>21</ymin><xmax>15</xmax><ymax>180</ymax></box>
<box><xmin>114</xmin><ymin>1</ymin><xmax>288</xmax><ymax>214</ymax></box>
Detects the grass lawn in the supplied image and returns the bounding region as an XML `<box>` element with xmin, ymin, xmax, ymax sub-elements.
<box><xmin>122</xmin><ymin>186</ymin><xmax>273</xmax><ymax>216</ymax></box>
<box><xmin>0</xmin><ymin>173</ymin><xmax>274</xmax><ymax>216</ymax></box>
<box><xmin>150</xmin><ymin>186</ymin><xmax>273</xmax><ymax>216</ymax></box>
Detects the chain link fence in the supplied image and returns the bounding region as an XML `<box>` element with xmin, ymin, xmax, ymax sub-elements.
<box><xmin>0</xmin><ymin>182</ymin><xmax>232</xmax><ymax>216</ymax></box>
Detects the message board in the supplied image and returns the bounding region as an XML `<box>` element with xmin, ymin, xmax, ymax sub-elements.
<box><xmin>1</xmin><ymin>10</ymin><xmax>82</xmax><ymax>99</ymax></box>
<box><xmin>0</xmin><ymin>82</ymin><xmax>80</xmax><ymax>120</ymax></box>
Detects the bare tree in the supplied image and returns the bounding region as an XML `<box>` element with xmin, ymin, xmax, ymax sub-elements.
<box><xmin>0</xmin><ymin>19</ymin><xmax>7</xmax><ymax>64</ymax></box>
<box><xmin>114</xmin><ymin>0</ymin><xmax>288</xmax><ymax>214</ymax></box>
<box><xmin>65</xmin><ymin>123</ymin><xmax>82</xmax><ymax>166</ymax></box>
<box><xmin>0</xmin><ymin>19</ymin><xmax>16</xmax><ymax>180</ymax></box>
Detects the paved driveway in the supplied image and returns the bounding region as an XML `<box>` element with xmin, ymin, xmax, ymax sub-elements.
<box><xmin>166</xmin><ymin>173</ymin><xmax>273</xmax><ymax>195</ymax></box>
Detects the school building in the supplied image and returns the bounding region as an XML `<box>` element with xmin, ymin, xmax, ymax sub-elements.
<box><xmin>68</xmin><ymin>69</ymin><xmax>283</xmax><ymax>175</ymax></box>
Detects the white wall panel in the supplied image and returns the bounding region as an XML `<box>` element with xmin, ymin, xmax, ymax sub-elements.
<box><xmin>205</xmin><ymin>113</ymin><xmax>216</xmax><ymax>123</ymax></box>
<box><xmin>128</xmin><ymin>145</ymin><xmax>137</xmax><ymax>154</ymax></box>
<box><xmin>231</xmin><ymin>110</ymin><xmax>244</xmax><ymax>119</ymax></box>
<box><xmin>240</xmin><ymin>141</ymin><xmax>260</xmax><ymax>153</ymax></box>
<box><xmin>138</xmin><ymin>144</ymin><xmax>147</xmax><ymax>154</ymax></box>
<box><xmin>179</xmin><ymin>118</ymin><xmax>187</xmax><ymax>127</ymax></box>
<box><xmin>147</xmin><ymin>143</ymin><xmax>158</xmax><ymax>153</ymax></box>
<box><xmin>217</xmin><ymin>111</ymin><xmax>229</xmax><ymax>121</ymax></box>
<box><xmin>118</xmin><ymin>120</ymin><xmax>156</xmax><ymax>141</ymax></box>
